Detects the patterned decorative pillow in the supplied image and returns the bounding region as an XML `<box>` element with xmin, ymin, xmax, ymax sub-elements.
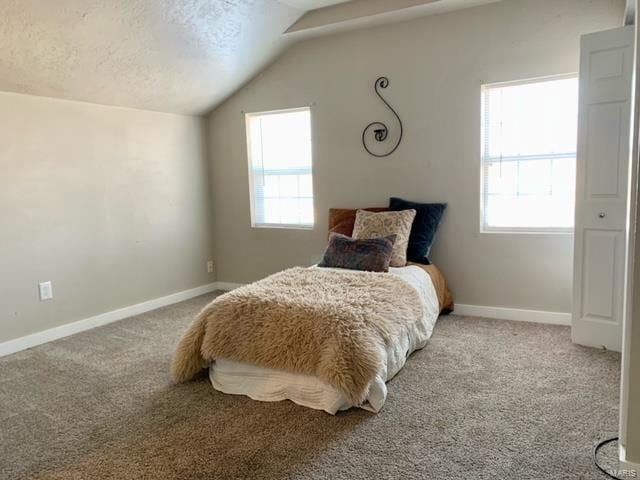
<box><xmin>318</xmin><ymin>233</ymin><xmax>397</xmax><ymax>272</ymax></box>
<box><xmin>352</xmin><ymin>209</ymin><xmax>416</xmax><ymax>267</ymax></box>
<box><xmin>328</xmin><ymin>207</ymin><xmax>388</xmax><ymax>238</ymax></box>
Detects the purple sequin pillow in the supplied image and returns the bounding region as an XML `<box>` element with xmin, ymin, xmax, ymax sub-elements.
<box><xmin>318</xmin><ymin>233</ymin><xmax>397</xmax><ymax>273</ymax></box>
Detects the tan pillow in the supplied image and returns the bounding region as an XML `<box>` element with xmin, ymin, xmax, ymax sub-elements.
<box><xmin>352</xmin><ymin>209</ymin><xmax>416</xmax><ymax>267</ymax></box>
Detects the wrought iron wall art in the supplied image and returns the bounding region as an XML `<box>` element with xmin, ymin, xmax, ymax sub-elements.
<box><xmin>362</xmin><ymin>76</ymin><xmax>403</xmax><ymax>157</ymax></box>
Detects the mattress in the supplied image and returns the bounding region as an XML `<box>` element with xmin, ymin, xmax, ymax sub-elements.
<box><xmin>209</xmin><ymin>265</ymin><xmax>440</xmax><ymax>414</ymax></box>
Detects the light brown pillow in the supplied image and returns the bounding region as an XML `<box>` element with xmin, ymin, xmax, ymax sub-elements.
<box><xmin>328</xmin><ymin>207</ymin><xmax>388</xmax><ymax>238</ymax></box>
<box><xmin>352</xmin><ymin>209</ymin><xmax>416</xmax><ymax>267</ymax></box>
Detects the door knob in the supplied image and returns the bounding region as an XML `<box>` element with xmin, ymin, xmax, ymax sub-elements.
<box><xmin>598</xmin><ymin>212</ymin><xmax>606</xmax><ymax>218</ymax></box>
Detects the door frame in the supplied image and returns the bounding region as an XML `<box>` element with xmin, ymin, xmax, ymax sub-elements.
<box><xmin>619</xmin><ymin>8</ymin><xmax>640</xmax><ymax>468</ymax></box>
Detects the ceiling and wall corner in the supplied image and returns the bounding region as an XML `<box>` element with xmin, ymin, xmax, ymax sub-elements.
<box><xmin>284</xmin><ymin>0</ymin><xmax>503</xmax><ymax>38</ymax></box>
<box><xmin>278</xmin><ymin>0</ymin><xmax>351</xmax><ymax>9</ymax></box>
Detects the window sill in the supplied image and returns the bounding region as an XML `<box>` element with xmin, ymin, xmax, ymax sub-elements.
<box><xmin>480</xmin><ymin>227</ymin><xmax>574</xmax><ymax>236</ymax></box>
<box><xmin>251</xmin><ymin>224</ymin><xmax>314</xmax><ymax>231</ymax></box>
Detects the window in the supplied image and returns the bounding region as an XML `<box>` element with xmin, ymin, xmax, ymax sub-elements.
<box><xmin>245</xmin><ymin>107</ymin><xmax>314</xmax><ymax>228</ymax></box>
<box><xmin>481</xmin><ymin>75</ymin><xmax>578</xmax><ymax>233</ymax></box>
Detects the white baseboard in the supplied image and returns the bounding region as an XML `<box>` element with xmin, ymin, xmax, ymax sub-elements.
<box><xmin>452</xmin><ymin>304</ymin><xmax>571</xmax><ymax>326</ymax></box>
<box><xmin>620</xmin><ymin>444</ymin><xmax>640</xmax><ymax>474</ymax></box>
<box><xmin>0</xmin><ymin>281</ymin><xmax>237</xmax><ymax>358</ymax></box>
<box><xmin>215</xmin><ymin>282</ymin><xmax>245</xmax><ymax>291</ymax></box>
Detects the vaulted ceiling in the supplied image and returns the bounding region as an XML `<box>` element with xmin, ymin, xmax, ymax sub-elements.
<box><xmin>0</xmin><ymin>0</ymin><xmax>307</xmax><ymax>114</ymax></box>
<box><xmin>0</xmin><ymin>0</ymin><xmax>504</xmax><ymax>115</ymax></box>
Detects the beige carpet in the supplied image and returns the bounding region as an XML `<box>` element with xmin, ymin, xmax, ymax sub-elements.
<box><xmin>0</xmin><ymin>292</ymin><xmax>621</xmax><ymax>479</ymax></box>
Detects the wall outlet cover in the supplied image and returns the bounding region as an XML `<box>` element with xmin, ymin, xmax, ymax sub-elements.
<box><xmin>39</xmin><ymin>281</ymin><xmax>53</xmax><ymax>301</ymax></box>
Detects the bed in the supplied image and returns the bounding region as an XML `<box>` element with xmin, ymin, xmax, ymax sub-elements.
<box><xmin>172</xmin><ymin>204</ymin><xmax>452</xmax><ymax>414</ymax></box>
<box><xmin>172</xmin><ymin>262</ymin><xmax>452</xmax><ymax>414</ymax></box>
<box><xmin>209</xmin><ymin>264</ymin><xmax>449</xmax><ymax>414</ymax></box>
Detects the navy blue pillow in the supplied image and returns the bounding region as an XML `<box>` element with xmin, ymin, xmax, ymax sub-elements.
<box><xmin>389</xmin><ymin>198</ymin><xmax>446</xmax><ymax>265</ymax></box>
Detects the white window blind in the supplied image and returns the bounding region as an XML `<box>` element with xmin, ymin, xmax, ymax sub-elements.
<box><xmin>246</xmin><ymin>107</ymin><xmax>314</xmax><ymax>228</ymax></box>
<box><xmin>481</xmin><ymin>76</ymin><xmax>578</xmax><ymax>233</ymax></box>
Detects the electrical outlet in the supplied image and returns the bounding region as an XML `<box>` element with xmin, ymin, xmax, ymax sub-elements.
<box><xmin>39</xmin><ymin>281</ymin><xmax>53</xmax><ymax>301</ymax></box>
<box><xmin>207</xmin><ymin>261</ymin><xmax>214</xmax><ymax>273</ymax></box>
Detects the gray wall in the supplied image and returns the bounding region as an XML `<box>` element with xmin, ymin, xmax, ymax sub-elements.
<box><xmin>206</xmin><ymin>0</ymin><xmax>624</xmax><ymax>313</ymax></box>
<box><xmin>0</xmin><ymin>92</ymin><xmax>214</xmax><ymax>343</ymax></box>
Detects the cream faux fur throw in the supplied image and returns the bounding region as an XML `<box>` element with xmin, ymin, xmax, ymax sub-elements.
<box><xmin>171</xmin><ymin>267</ymin><xmax>424</xmax><ymax>405</ymax></box>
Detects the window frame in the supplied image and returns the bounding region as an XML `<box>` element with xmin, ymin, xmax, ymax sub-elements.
<box><xmin>479</xmin><ymin>73</ymin><xmax>578</xmax><ymax>236</ymax></box>
<box><xmin>245</xmin><ymin>106</ymin><xmax>315</xmax><ymax>230</ymax></box>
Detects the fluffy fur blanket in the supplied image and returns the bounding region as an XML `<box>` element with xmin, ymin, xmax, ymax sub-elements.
<box><xmin>171</xmin><ymin>267</ymin><xmax>424</xmax><ymax>404</ymax></box>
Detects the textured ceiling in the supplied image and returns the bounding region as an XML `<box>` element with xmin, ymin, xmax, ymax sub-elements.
<box><xmin>0</xmin><ymin>0</ymin><xmax>304</xmax><ymax>114</ymax></box>
<box><xmin>0</xmin><ymin>0</ymin><xmax>515</xmax><ymax>115</ymax></box>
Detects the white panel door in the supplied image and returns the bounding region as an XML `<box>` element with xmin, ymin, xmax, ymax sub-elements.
<box><xmin>572</xmin><ymin>26</ymin><xmax>634</xmax><ymax>352</ymax></box>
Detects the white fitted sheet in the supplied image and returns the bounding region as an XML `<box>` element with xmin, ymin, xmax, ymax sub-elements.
<box><xmin>209</xmin><ymin>265</ymin><xmax>440</xmax><ymax>414</ymax></box>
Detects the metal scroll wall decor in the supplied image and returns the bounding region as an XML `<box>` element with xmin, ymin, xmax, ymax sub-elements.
<box><xmin>362</xmin><ymin>76</ymin><xmax>403</xmax><ymax>157</ymax></box>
